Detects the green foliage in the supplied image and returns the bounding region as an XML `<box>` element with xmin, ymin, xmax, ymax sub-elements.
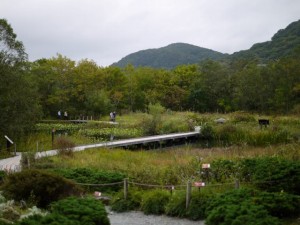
<box><xmin>208</xmin><ymin>157</ymin><xmax>300</xmax><ymax>194</ymax></box>
<box><xmin>200</xmin><ymin>124</ymin><xmax>215</xmax><ymax>140</ymax></box>
<box><xmin>232</xmin><ymin>112</ymin><xmax>256</xmax><ymax>123</ymax></box>
<box><xmin>165</xmin><ymin>191</ymin><xmax>186</xmax><ymax>218</ymax></box>
<box><xmin>141</xmin><ymin>190</ymin><xmax>171</xmax><ymax>215</ymax></box>
<box><xmin>186</xmin><ymin>192</ymin><xmax>212</xmax><ymax>220</ymax></box>
<box><xmin>52</xmin><ymin>167</ymin><xmax>125</xmax><ymax>192</ymax></box>
<box><xmin>250</xmin><ymin>157</ymin><xmax>300</xmax><ymax>194</ymax></box>
<box><xmin>53</xmin><ymin>136</ymin><xmax>75</xmax><ymax>157</ymax></box>
<box><xmin>50</xmin><ymin>197</ymin><xmax>110</xmax><ymax>225</ymax></box>
<box><xmin>159</xmin><ymin>116</ymin><xmax>190</xmax><ymax>134</ymax></box>
<box><xmin>205</xmin><ymin>188</ymin><xmax>281</xmax><ymax>225</ymax></box>
<box><xmin>0</xmin><ymin>19</ymin><xmax>41</xmax><ymax>141</ymax></box>
<box><xmin>1</xmin><ymin>169</ymin><xmax>82</xmax><ymax>208</ymax></box>
<box><xmin>17</xmin><ymin>197</ymin><xmax>110</xmax><ymax>225</ymax></box>
<box><xmin>111</xmin><ymin>189</ymin><xmax>142</xmax><ymax>212</ymax></box>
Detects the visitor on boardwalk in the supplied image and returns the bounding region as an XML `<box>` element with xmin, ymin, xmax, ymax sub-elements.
<box><xmin>64</xmin><ymin>111</ymin><xmax>68</xmax><ymax>120</ymax></box>
<box><xmin>110</xmin><ymin>112</ymin><xmax>114</xmax><ymax>122</ymax></box>
<box><xmin>57</xmin><ymin>110</ymin><xmax>61</xmax><ymax>119</ymax></box>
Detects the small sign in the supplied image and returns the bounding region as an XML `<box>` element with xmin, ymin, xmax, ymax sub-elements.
<box><xmin>194</xmin><ymin>182</ymin><xmax>205</xmax><ymax>187</ymax></box>
<box><xmin>202</xmin><ymin>163</ymin><xmax>210</xmax><ymax>169</ymax></box>
<box><xmin>4</xmin><ymin>135</ymin><xmax>13</xmax><ymax>144</ymax></box>
<box><xmin>94</xmin><ymin>191</ymin><xmax>101</xmax><ymax>197</ymax></box>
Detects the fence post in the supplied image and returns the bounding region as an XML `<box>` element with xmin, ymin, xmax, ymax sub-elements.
<box><xmin>235</xmin><ymin>179</ymin><xmax>240</xmax><ymax>189</ymax></box>
<box><xmin>124</xmin><ymin>178</ymin><xmax>129</xmax><ymax>200</ymax></box>
<box><xmin>186</xmin><ymin>181</ymin><xmax>192</xmax><ymax>209</ymax></box>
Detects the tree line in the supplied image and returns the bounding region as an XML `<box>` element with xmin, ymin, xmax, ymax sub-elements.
<box><xmin>30</xmin><ymin>54</ymin><xmax>300</xmax><ymax>116</ymax></box>
<box><xmin>1</xmin><ymin>18</ymin><xmax>300</xmax><ymax>140</ymax></box>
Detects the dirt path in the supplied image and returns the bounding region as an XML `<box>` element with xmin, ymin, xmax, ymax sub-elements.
<box><xmin>107</xmin><ymin>208</ymin><xmax>205</xmax><ymax>225</ymax></box>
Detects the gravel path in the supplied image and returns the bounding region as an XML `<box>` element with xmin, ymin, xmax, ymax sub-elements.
<box><xmin>107</xmin><ymin>208</ymin><xmax>205</xmax><ymax>225</ymax></box>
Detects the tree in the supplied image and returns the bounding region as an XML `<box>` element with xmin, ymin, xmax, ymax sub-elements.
<box><xmin>0</xmin><ymin>19</ymin><xmax>41</xmax><ymax>144</ymax></box>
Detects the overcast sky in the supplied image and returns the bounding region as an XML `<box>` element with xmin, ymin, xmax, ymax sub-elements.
<box><xmin>1</xmin><ymin>0</ymin><xmax>299</xmax><ymax>66</ymax></box>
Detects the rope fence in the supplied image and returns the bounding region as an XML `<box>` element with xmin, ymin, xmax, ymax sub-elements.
<box><xmin>75</xmin><ymin>177</ymin><xmax>289</xmax><ymax>209</ymax></box>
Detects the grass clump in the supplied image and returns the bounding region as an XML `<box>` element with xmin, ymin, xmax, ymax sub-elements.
<box><xmin>141</xmin><ymin>190</ymin><xmax>171</xmax><ymax>215</ymax></box>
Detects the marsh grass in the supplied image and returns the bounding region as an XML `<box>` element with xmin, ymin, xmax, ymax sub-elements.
<box><xmin>46</xmin><ymin>143</ymin><xmax>300</xmax><ymax>185</ymax></box>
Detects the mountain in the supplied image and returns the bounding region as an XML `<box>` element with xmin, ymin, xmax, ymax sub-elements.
<box><xmin>112</xmin><ymin>19</ymin><xmax>300</xmax><ymax>69</ymax></box>
<box><xmin>231</xmin><ymin>19</ymin><xmax>300</xmax><ymax>61</ymax></box>
<box><xmin>112</xmin><ymin>43</ymin><xmax>226</xmax><ymax>69</ymax></box>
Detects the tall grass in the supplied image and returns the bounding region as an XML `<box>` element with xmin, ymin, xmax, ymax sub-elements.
<box><xmin>45</xmin><ymin>143</ymin><xmax>299</xmax><ymax>185</ymax></box>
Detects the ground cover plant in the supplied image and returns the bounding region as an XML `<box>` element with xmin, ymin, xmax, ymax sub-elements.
<box><xmin>16</xmin><ymin>197</ymin><xmax>110</xmax><ymax>225</ymax></box>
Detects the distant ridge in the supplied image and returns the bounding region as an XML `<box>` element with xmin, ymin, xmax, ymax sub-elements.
<box><xmin>112</xmin><ymin>43</ymin><xmax>226</xmax><ymax>69</ymax></box>
<box><xmin>112</xmin><ymin>19</ymin><xmax>300</xmax><ymax>69</ymax></box>
<box><xmin>231</xmin><ymin>19</ymin><xmax>300</xmax><ymax>61</ymax></box>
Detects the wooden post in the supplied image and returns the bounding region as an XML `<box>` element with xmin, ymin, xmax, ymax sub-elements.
<box><xmin>235</xmin><ymin>179</ymin><xmax>240</xmax><ymax>189</ymax></box>
<box><xmin>124</xmin><ymin>178</ymin><xmax>128</xmax><ymax>200</ymax></box>
<box><xmin>186</xmin><ymin>181</ymin><xmax>192</xmax><ymax>209</ymax></box>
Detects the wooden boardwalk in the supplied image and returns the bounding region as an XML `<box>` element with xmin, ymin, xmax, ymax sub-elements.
<box><xmin>0</xmin><ymin>131</ymin><xmax>200</xmax><ymax>172</ymax></box>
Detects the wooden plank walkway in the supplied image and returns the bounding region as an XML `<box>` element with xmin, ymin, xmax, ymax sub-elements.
<box><xmin>0</xmin><ymin>131</ymin><xmax>200</xmax><ymax>172</ymax></box>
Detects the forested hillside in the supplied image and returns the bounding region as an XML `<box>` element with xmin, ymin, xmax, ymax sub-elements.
<box><xmin>114</xmin><ymin>20</ymin><xmax>300</xmax><ymax>68</ymax></box>
<box><xmin>231</xmin><ymin>19</ymin><xmax>300</xmax><ymax>61</ymax></box>
<box><xmin>113</xmin><ymin>43</ymin><xmax>226</xmax><ymax>69</ymax></box>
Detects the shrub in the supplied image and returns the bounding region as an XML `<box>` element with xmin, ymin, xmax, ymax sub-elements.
<box><xmin>215</xmin><ymin>125</ymin><xmax>246</xmax><ymax>145</ymax></box>
<box><xmin>159</xmin><ymin>117</ymin><xmax>190</xmax><ymax>134</ymax></box>
<box><xmin>52</xmin><ymin>167</ymin><xmax>125</xmax><ymax>192</ymax></box>
<box><xmin>250</xmin><ymin>157</ymin><xmax>300</xmax><ymax>194</ymax></box>
<box><xmin>205</xmin><ymin>188</ymin><xmax>281</xmax><ymax>225</ymax></box>
<box><xmin>209</xmin><ymin>159</ymin><xmax>236</xmax><ymax>183</ymax></box>
<box><xmin>17</xmin><ymin>197</ymin><xmax>110</xmax><ymax>225</ymax></box>
<box><xmin>111</xmin><ymin>189</ymin><xmax>142</xmax><ymax>212</ymax></box>
<box><xmin>186</xmin><ymin>192</ymin><xmax>212</xmax><ymax>220</ymax></box>
<box><xmin>141</xmin><ymin>190</ymin><xmax>170</xmax><ymax>215</ymax></box>
<box><xmin>1</xmin><ymin>169</ymin><xmax>82</xmax><ymax>208</ymax></box>
<box><xmin>53</xmin><ymin>136</ymin><xmax>75</xmax><ymax>156</ymax></box>
<box><xmin>165</xmin><ymin>191</ymin><xmax>186</xmax><ymax>218</ymax></box>
<box><xmin>232</xmin><ymin>112</ymin><xmax>256</xmax><ymax>123</ymax></box>
<box><xmin>201</xmin><ymin>124</ymin><xmax>215</xmax><ymax>140</ymax></box>
<box><xmin>17</xmin><ymin>214</ymin><xmax>79</xmax><ymax>225</ymax></box>
<box><xmin>0</xmin><ymin>200</ymin><xmax>20</xmax><ymax>222</ymax></box>
<box><xmin>50</xmin><ymin>197</ymin><xmax>110</xmax><ymax>225</ymax></box>
<box><xmin>20</xmin><ymin>152</ymin><xmax>36</xmax><ymax>169</ymax></box>
<box><xmin>206</xmin><ymin>201</ymin><xmax>280</xmax><ymax>225</ymax></box>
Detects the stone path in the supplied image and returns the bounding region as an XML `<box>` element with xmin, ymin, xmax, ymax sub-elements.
<box><xmin>107</xmin><ymin>209</ymin><xmax>205</xmax><ymax>225</ymax></box>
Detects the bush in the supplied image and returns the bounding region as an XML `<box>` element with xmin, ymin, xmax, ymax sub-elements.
<box><xmin>141</xmin><ymin>190</ymin><xmax>170</xmax><ymax>215</ymax></box>
<box><xmin>53</xmin><ymin>137</ymin><xmax>75</xmax><ymax>156</ymax></box>
<box><xmin>17</xmin><ymin>197</ymin><xmax>110</xmax><ymax>225</ymax></box>
<box><xmin>206</xmin><ymin>201</ymin><xmax>280</xmax><ymax>225</ymax></box>
<box><xmin>1</xmin><ymin>169</ymin><xmax>82</xmax><ymax>208</ymax></box>
<box><xmin>111</xmin><ymin>189</ymin><xmax>142</xmax><ymax>212</ymax></box>
<box><xmin>205</xmin><ymin>188</ymin><xmax>281</xmax><ymax>225</ymax></box>
<box><xmin>186</xmin><ymin>192</ymin><xmax>212</xmax><ymax>220</ymax></box>
<box><xmin>50</xmin><ymin>197</ymin><xmax>110</xmax><ymax>225</ymax></box>
<box><xmin>51</xmin><ymin>167</ymin><xmax>125</xmax><ymax>192</ymax></box>
<box><xmin>159</xmin><ymin>117</ymin><xmax>190</xmax><ymax>134</ymax></box>
<box><xmin>232</xmin><ymin>112</ymin><xmax>256</xmax><ymax>123</ymax></box>
<box><xmin>250</xmin><ymin>157</ymin><xmax>300</xmax><ymax>194</ymax></box>
<box><xmin>201</xmin><ymin>124</ymin><xmax>215</xmax><ymax>140</ymax></box>
<box><xmin>165</xmin><ymin>191</ymin><xmax>186</xmax><ymax>218</ymax></box>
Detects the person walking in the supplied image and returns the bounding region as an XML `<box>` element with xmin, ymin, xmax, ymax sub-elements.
<box><xmin>57</xmin><ymin>110</ymin><xmax>62</xmax><ymax>119</ymax></box>
<box><xmin>64</xmin><ymin>111</ymin><xmax>68</xmax><ymax>120</ymax></box>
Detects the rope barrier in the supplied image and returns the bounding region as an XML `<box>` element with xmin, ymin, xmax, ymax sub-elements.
<box><xmin>76</xmin><ymin>181</ymin><xmax>123</xmax><ymax>186</ymax></box>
